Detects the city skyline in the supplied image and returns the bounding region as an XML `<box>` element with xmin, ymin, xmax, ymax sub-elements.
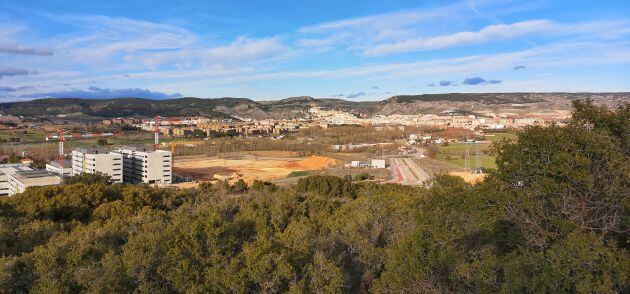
<box><xmin>1</xmin><ymin>0</ymin><xmax>629</xmax><ymax>102</ymax></box>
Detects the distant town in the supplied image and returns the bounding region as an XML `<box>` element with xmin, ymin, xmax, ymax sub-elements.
<box><xmin>0</xmin><ymin>97</ymin><xmax>585</xmax><ymax>195</ymax></box>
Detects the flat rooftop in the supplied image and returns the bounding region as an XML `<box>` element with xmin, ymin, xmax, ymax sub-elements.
<box><xmin>74</xmin><ymin>147</ymin><xmax>110</xmax><ymax>154</ymax></box>
<box><xmin>0</xmin><ymin>164</ymin><xmax>33</xmax><ymax>176</ymax></box>
<box><xmin>15</xmin><ymin>170</ymin><xmax>55</xmax><ymax>178</ymax></box>
<box><xmin>47</xmin><ymin>160</ymin><xmax>72</xmax><ymax>169</ymax></box>
<box><xmin>11</xmin><ymin>170</ymin><xmax>61</xmax><ymax>186</ymax></box>
<box><xmin>119</xmin><ymin>145</ymin><xmax>156</xmax><ymax>152</ymax></box>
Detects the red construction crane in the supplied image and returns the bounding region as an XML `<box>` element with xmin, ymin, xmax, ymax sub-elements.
<box><xmin>154</xmin><ymin>115</ymin><xmax>160</xmax><ymax>146</ymax></box>
<box><xmin>58</xmin><ymin>129</ymin><xmax>65</xmax><ymax>177</ymax></box>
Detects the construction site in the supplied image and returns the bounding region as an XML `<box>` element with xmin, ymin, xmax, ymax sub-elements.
<box><xmin>172</xmin><ymin>153</ymin><xmax>338</xmax><ymax>186</ymax></box>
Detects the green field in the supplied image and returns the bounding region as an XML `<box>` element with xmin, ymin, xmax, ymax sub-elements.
<box><xmin>0</xmin><ymin>129</ymin><xmax>48</xmax><ymax>142</ymax></box>
<box><xmin>287</xmin><ymin>170</ymin><xmax>309</xmax><ymax>177</ymax></box>
<box><xmin>434</xmin><ymin>132</ymin><xmax>519</xmax><ymax>169</ymax></box>
<box><xmin>436</xmin><ymin>142</ymin><xmax>496</xmax><ymax>169</ymax></box>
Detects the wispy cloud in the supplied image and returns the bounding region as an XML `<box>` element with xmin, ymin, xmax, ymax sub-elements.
<box><xmin>462</xmin><ymin>77</ymin><xmax>501</xmax><ymax>85</ymax></box>
<box><xmin>0</xmin><ymin>44</ymin><xmax>53</xmax><ymax>56</ymax></box>
<box><xmin>296</xmin><ymin>4</ymin><xmax>459</xmax><ymax>51</ymax></box>
<box><xmin>346</xmin><ymin>91</ymin><xmax>367</xmax><ymax>99</ymax></box>
<box><xmin>0</xmin><ymin>86</ymin><xmax>17</xmax><ymax>92</ymax></box>
<box><xmin>158</xmin><ymin>40</ymin><xmax>630</xmax><ymax>93</ymax></box>
<box><xmin>364</xmin><ymin>20</ymin><xmax>553</xmax><ymax>56</ymax></box>
<box><xmin>363</xmin><ymin>20</ymin><xmax>630</xmax><ymax>56</ymax></box>
<box><xmin>0</xmin><ymin>67</ymin><xmax>35</xmax><ymax>79</ymax></box>
<box><xmin>297</xmin><ymin>1</ymin><xmax>630</xmax><ymax>58</ymax></box>
<box><xmin>125</xmin><ymin>36</ymin><xmax>288</xmax><ymax>69</ymax></box>
<box><xmin>427</xmin><ymin>77</ymin><xmax>500</xmax><ymax>86</ymax></box>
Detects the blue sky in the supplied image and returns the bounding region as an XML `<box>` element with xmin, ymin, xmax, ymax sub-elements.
<box><xmin>0</xmin><ymin>0</ymin><xmax>629</xmax><ymax>101</ymax></box>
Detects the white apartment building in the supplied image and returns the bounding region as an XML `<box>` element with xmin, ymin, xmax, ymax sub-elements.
<box><xmin>7</xmin><ymin>170</ymin><xmax>62</xmax><ymax>196</ymax></box>
<box><xmin>72</xmin><ymin>147</ymin><xmax>123</xmax><ymax>183</ymax></box>
<box><xmin>113</xmin><ymin>146</ymin><xmax>172</xmax><ymax>185</ymax></box>
<box><xmin>46</xmin><ymin>160</ymin><xmax>73</xmax><ymax>177</ymax></box>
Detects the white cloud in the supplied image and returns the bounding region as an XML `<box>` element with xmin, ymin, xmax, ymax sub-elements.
<box><xmin>364</xmin><ymin>20</ymin><xmax>554</xmax><ymax>56</ymax></box>
<box><xmin>124</xmin><ymin>36</ymin><xmax>288</xmax><ymax>69</ymax></box>
<box><xmin>296</xmin><ymin>0</ymin><xmax>630</xmax><ymax>58</ymax></box>
<box><xmin>52</xmin><ymin>15</ymin><xmax>198</xmax><ymax>65</ymax></box>
<box><xmin>295</xmin><ymin>0</ymin><xmax>526</xmax><ymax>50</ymax></box>
<box><xmin>1</xmin><ymin>15</ymin><xmax>291</xmax><ymax>76</ymax></box>
<box><xmin>296</xmin><ymin>7</ymin><xmax>452</xmax><ymax>49</ymax></box>
<box><xmin>0</xmin><ymin>24</ymin><xmax>54</xmax><ymax>56</ymax></box>
<box><xmin>298</xmin><ymin>8</ymin><xmax>448</xmax><ymax>35</ymax></box>
<box><xmin>148</xmin><ymin>40</ymin><xmax>630</xmax><ymax>94</ymax></box>
<box><xmin>365</xmin><ymin>19</ymin><xmax>630</xmax><ymax>56</ymax></box>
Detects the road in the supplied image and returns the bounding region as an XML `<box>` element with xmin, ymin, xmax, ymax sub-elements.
<box><xmin>389</xmin><ymin>157</ymin><xmax>431</xmax><ymax>185</ymax></box>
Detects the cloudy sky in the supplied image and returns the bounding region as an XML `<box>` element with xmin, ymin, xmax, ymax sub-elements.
<box><xmin>0</xmin><ymin>0</ymin><xmax>629</xmax><ymax>101</ymax></box>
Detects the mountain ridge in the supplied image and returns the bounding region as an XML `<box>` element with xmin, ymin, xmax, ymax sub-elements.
<box><xmin>0</xmin><ymin>93</ymin><xmax>627</xmax><ymax>120</ymax></box>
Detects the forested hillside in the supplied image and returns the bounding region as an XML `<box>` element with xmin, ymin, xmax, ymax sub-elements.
<box><xmin>0</xmin><ymin>97</ymin><xmax>257</xmax><ymax>118</ymax></box>
<box><xmin>0</xmin><ymin>100</ymin><xmax>628</xmax><ymax>293</ymax></box>
<box><xmin>2</xmin><ymin>93</ymin><xmax>627</xmax><ymax>120</ymax></box>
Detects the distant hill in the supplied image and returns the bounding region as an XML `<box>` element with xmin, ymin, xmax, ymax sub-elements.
<box><xmin>0</xmin><ymin>93</ymin><xmax>627</xmax><ymax>121</ymax></box>
<box><xmin>375</xmin><ymin>92</ymin><xmax>629</xmax><ymax>115</ymax></box>
<box><xmin>0</xmin><ymin>97</ymin><xmax>256</xmax><ymax>119</ymax></box>
<box><xmin>384</xmin><ymin>93</ymin><xmax>547</xmax><ymax>104</ymax></box>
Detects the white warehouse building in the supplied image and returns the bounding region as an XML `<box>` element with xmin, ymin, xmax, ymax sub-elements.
<box><xmin>72</xmin><ymin>147</ymin><xmax>123</xmax><ymax>183</ymax></box>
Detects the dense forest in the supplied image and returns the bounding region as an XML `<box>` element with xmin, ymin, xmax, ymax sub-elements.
<box><xmin>0</xmin><ymin>100</ymin><xmax>628</xmax><ymax>293</ymax></box>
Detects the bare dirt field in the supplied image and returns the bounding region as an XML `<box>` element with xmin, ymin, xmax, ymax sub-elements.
<box><xmin>173</xmin><ymin>155</ymin><xmax>337</xmax><ymax>183</ymax></box>
<box><xmin>448</xmin><ymin>171</ymin><xmax>487</xmax><ymax>184</ymax></box>
<box><xmin>228</xmin><ymin>150</ymin><xmax>300</xmax><ymax>158</ymax></box>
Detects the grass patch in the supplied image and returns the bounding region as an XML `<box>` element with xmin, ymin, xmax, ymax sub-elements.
<box><xmin>287</xmin><ymin>170</ymin><xmax>309</xmax><ymax>177</ymax></box>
